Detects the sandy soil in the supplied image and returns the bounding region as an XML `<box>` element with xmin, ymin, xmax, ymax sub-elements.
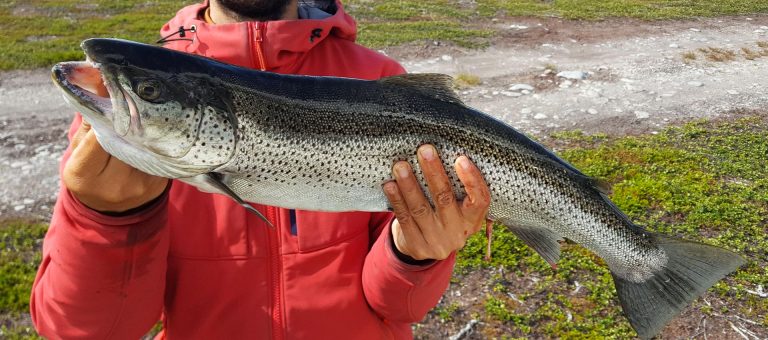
<box><xmin>1</xmin><ymin>14</ymin><xmax>766</xmax><ymax>339</ymax></box>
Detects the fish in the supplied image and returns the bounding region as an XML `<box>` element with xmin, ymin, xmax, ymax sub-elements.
<box><xmin>52</xmin><ymin>38</ymin><xmax>745</xmax><ymax>339</ymax></box>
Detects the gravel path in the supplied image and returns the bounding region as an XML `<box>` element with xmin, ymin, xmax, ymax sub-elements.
<box><xmin>401</xmin><ymin>15</ymin><xmax>768</xmax><ymax>136</ymax></box>
<box><xmin>1</xmin><ymin>15</ymin><xmax>767</xmax><ymax>219</ymax></box>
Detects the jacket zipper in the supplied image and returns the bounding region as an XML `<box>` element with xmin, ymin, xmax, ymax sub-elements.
<box><xmin>266</xmin><ymin>206</ymin><xmax>283</xmax><ymax>340</ymax></box>
<box><xmin>253</xmin><ymin>22</ymin><xmax>267</xmax><ymax>71</ymax></box>
<box><xmin>251</xmin><ymin>21</ymin><xmax>280</xmax><ymax>339</ymax></box>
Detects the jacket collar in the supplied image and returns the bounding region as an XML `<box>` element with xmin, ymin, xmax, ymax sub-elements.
<box><xmin>160</xmin><ymin>0</ymin><xmax>357</xmax><ymax>71</ymax></box>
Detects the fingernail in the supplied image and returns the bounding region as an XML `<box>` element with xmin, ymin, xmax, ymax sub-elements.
<box><xmin>394</xmin><ymin>162</ymin><xmax>410</xmax><ymax>179</ymax></box>
<box><xmin>419</xmin><ymin>145</ymin><xmax>435</xmax><ymax>161</ymax></box>
<box><xmin>458</xmin><ymin>156</ymin><xmax>472</xmax><ymax>171</ymax></box>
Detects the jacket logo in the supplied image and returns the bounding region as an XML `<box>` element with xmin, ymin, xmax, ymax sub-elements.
<box><xmin>310</xmin><ymin>28</ymin><xmax>323</xmax><ymax>43</ymax></box>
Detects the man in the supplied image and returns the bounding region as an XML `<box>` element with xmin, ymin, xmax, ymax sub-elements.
<box><xmin>30</xmin><ymin>0</ymin><xmax>491</xmax><ymax>338</ymax></box>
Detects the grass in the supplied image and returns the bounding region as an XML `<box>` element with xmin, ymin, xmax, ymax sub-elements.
<box><xmin>0</xmin><ymin>220</ymin><xmax>47</xmax><ymax>340</ymax></box>
<box><xmin>3</xmin><ymin>0</ymin><xmax>768</xmax><ymax>70</ymax></box>
<box><xmin>449</xmin><ymin>116</ymin><xmax>768</xmax><ymax>338</ymax></box>
<box><xmin>699</xmin><ymin>47</ymin><xmax>738</xmax><ymax>62</ymax></box>
<box><xmin>475</xmin><ymin>0</ymin><xmax>768</xmax><ymax>20</ymax></box>
<box><xmin>741</xmin><ymin>47</ymin><xmax>761</xmax><ymax>60</ymax></box>
<box><xmin>682</xmin><ymin>43</ymin><xmax>768</xmax><ymax>63</ymax></box>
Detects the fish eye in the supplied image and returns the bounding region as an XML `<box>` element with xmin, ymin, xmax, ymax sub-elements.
<box><xmin>137</xmin><ymin>79</ymin><xmax>162</xmax><ymax>101</ymax></box>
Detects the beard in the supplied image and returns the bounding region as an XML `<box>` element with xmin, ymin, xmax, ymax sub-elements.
<box><xmin>216</xmin><ymin>0</ymin><xmax>293</xmax><ymax>21</ymax></box>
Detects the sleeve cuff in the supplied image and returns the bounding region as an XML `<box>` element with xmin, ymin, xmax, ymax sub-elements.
<box><xmin>382</xmin><ymin>221</ymin><xmax>445</xmax><ymax>272</ymax></box>
<box><xmin>62</xmin><ymin>184</ymin><xmax>170</xmax><ymax>227</ymax></box>
<box><xmin>389</xmin><ymin>231</ymin><xmax>436</xmax><ymax>266</ymax></box>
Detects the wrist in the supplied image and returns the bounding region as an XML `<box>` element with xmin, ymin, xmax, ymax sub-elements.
<box><xmin>76</xmin><ymin>180</ymin><xmax>171</xmax><ymax>215</ymax></box>
<box><xmin>99</xmin><ymin>186</ymin><xmax>170</xmax><ymax>217</ymax></box>
<box><xmin>390</xmin><ymin>221</ymin><xmax>436</xmax><ymax>266</ymax></box>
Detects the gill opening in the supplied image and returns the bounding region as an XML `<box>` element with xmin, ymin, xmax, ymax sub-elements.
<box><xmin>122</xmin><ymin>89</ymin><xmax>143</xmax><ymax>136</ymax></box>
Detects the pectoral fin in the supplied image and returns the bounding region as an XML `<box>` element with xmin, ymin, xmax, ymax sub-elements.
<box><xmin>203</xmin><ymin>173</ymin><xmax>273</xmax><ymax>228</ymax></box>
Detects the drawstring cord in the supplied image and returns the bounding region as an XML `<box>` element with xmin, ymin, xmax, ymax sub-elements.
<box><xmin>156</xmin><ymin>25</ymin><xmax>197</xmax><ymax>45</ymax></box>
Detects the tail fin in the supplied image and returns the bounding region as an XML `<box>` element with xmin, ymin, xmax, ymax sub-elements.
<box><xmin>611</xmin><ymin>235</ymin><xmax>745</xmax><ymax>339</ymax></box>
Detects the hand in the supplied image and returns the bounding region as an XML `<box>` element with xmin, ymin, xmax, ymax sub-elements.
<box><xmin>383</xmin><ymin>144</ymin><xmax>491</xmax><ymax>261</ymax></box>
<box><xmin>62</xmin><ymin>121</ymin><xmax>169</xmax><ymax>213</ymax></box>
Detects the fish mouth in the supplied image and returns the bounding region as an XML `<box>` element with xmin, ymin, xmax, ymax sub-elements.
<box><xmin>51</xmin><ymin>60</ymin><xmax>124</xmax><ymax>121</ymax></box>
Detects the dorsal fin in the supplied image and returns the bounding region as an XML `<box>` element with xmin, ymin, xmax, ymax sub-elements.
<box><xmin>379</xmin><ymin>73</ymin><xmax>463</xmax><ymax>104</ymax></box>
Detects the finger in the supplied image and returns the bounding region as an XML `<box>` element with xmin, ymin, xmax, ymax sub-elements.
<box><xmin>392</xmin><ymin>161</ymin><xmax>438</xmax><ymax>236</ymax></box>
<box><xmin>69</xmin><ymin>121</ymin><xmax>92</xmax><ymax>150</ymax></box>
<box><xmin>68</xmin><ymin>129</ymin><xmax>111</xmax><ymax>178</ymax></box>
<box><xmin>455</xmin><ymin>156</ymin><xmax>491</xmax><ymax>223</ymax></box>
<box><xmin>383</xmin><ymin>181</ymin><xmax>428</xmax><ymax>259</ymax></box>
<box><xmin>416</xmin><ymin>144</ymin><xmax>462</xmax><ymax>224</ymax></box>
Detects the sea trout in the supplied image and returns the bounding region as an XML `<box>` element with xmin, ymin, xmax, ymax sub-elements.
<box><xmin>52</xmin><ymin>38</ymin><xmax>744</xmax><ymax>339</ymax></box>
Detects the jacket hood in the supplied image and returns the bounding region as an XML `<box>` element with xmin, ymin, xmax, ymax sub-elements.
<box><xmin>159</xmin><ymin>0</ymin><xmax>357</xmax><ymax>71</ymax></box>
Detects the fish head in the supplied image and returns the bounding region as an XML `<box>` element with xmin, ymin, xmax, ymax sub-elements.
<box><xmin>51</xmin><ymin>38</ymin><xmax>238</xmax><ymax>178</ymax></box>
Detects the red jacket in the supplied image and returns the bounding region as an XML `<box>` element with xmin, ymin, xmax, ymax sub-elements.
<box><xmin>30</xmin><ymin>1</ymin><xmax>456</xmax><ymax>339</ymax></box>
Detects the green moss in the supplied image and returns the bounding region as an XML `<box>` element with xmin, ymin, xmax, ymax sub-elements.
<box><xmin>455</xmin><ymin>116</ymin><xmax>768</xmax><ymax>338</ymax></box>
<box><xmin>0</xmin><ymin>221</ymin><xmax>47</xmax><ymax>339</ymax></box>
<box><xmin>0</xmin><ymin>221</ymin><xmax>48</xmax><ymax>314</ymax></box>
<box><xmin>0</xmin><ymin>324</ymin><xmax>42</xmax><ymax>340</ymax></box>
<box><xmin>477</xmin><ymin>0</ymin><xmax>768</xmax><ymax>20</ymax></box>
<box><xmin>484</xmin><ymin>295</ymin><xmax>528</xmax><ymax>327</ymax></box>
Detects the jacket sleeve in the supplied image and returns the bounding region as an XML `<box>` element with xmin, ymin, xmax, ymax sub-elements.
<box><xmin>362</xmin><ymin>213</ymin><xmax>456</xmax><ymax>323</ymax></box>
<box><xmin>30</xmin><ymin>114</ymin><xmax>170</xmax><ymax>339</ymax></box>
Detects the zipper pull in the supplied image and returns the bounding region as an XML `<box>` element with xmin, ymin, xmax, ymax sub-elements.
<box><xmin>254</xmin><ymin>23</ymin><xmax>263</xmax><ymax>42</ymax></box>
<box><xmin>253</xmin><ymin>22</ymin><xmax>267</xmax><ymax>71</ymax></box>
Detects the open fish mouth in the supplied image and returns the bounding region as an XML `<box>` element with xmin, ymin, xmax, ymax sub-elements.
<box><xmin>52</xmin><ymin>59</ymin><xmax>142</xmax><ymax>136</ymax></box>
<box><xmin>52</xmin><ymin>61</ymin><xmax>113</xmax><ymax>115</ymax></box>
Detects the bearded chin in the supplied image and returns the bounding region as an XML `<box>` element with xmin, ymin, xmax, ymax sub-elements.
<box><xmin>216</xmin><ymin>0</ymin><xmax>293</xmax><ymax>21</ymax></box>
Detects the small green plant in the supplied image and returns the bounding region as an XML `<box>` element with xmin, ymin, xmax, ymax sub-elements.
<box><xmin>543</xmin><ymin>63</ymin><xmax>558</xmax><ymax>72</ymax></box>
<box><xmin>434</xmin><ymin>302</ymin><xmax>460</xmax><ymax>322</ymax></box>
<box><xmin>682</xmin><ymin>51</ymin><xmax>697</xmax><ymax>63</ymax></box>
<box><xmin>484</xmin><ymin>295</ymin><xmax>514</xmax><ymax>322</ymax></box>
<box><xmin>454</xmin><ymin>73</ymin><xmax>481</xmax><ymax>88</ymax></box>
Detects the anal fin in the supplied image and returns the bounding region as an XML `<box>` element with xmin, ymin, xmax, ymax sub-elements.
<box><xmin>506</xmin><ymin>225</ymin><xmax>563</xmax><ymax>269</ymax></box>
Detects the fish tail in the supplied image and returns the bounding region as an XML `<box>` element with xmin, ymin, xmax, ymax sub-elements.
<box><xmin>610</xmin><ymin>234</ymin><xmax>745</xmax><ymax>339</ymax></box>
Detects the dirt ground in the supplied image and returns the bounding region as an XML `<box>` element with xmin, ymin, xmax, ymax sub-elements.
<box><xmin>1</xmin><ymin>14</ymin><xmax>766</xmax><ymax>339</ymax></box>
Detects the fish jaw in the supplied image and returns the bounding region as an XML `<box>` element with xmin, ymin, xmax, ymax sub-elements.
<box><xmin>51</xmin><ymin>61</ymin><xmax>132</xmax><ymax>137</ymax></box>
